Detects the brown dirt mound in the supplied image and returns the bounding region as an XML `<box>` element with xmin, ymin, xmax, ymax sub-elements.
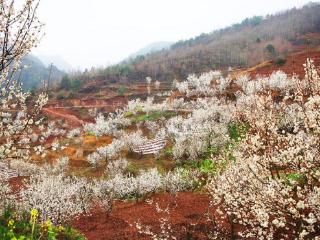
<box><xmin>72</xmin><ymin>192</ymin><xmax>218</xmax><ymax>240</ymax></box>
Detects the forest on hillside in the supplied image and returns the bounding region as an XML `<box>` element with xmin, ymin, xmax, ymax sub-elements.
<box><xmin>76</xmin><ymin>2</ymin><xmax>320</xmax><ymax>84</ymax></box>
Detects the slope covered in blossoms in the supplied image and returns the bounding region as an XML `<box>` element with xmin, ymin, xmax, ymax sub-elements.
<box><xmin>1</xmin><ymin>0</ymin><xmax>320</xmax><ymax>239</ymax></box>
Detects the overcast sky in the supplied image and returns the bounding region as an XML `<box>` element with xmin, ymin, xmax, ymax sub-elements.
<box><xmin>32</xmin><ymin>0</ymin><xmax>315</xmax><ymax>69</ymax></box>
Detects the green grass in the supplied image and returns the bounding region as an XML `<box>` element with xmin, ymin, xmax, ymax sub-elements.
<box><xmin>228</xmin><ymin>122</ymin><xmax>250</xmax><ymax>142</ymax></box>
<box><xmin>131</xmin><ymin>111</ymin><xmax>177</xmax><ymax>124</ymax></box>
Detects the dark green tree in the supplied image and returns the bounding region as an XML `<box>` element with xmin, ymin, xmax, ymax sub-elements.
<box><xmin>264</xmin><ymin>44</ymin><xmax>277</xmax><ymax>60</ymax></box>
<box><xmin>71</xmin><ymin>79</ymin><xmax>82</xmax><ymax>92</ymax></box>
<box><xmin>60</xmin><ymin>75</ymin><xmax>71</xmax><ymax>90</ymax></box>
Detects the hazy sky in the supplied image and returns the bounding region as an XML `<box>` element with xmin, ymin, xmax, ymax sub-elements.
<box><xmin>32</xmin><ymin>0</ymin><xmax>315</xmax><ymax>69</ymax></box>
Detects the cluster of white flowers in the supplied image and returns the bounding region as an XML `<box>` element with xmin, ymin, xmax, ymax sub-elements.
<box><xmin>87</xmin><ymin>130</ymin><xmax>148</xmax><ymax>167</ymax></box>
<box><xmin>0</xmin><ymin>0</ymin><xmax>43</xmax><ymax>83</ymax></box>
<box><xmin>154</xmin><ymin>80</ymin><xmax>161</xmax><ymax>91</ymax></box>
<box><xmin>98</xmin><ymin>167</ymin><xmax>195</xmax><ymax>199</ymax></box>
<box><xmin>175</xmin><ymin>71</ymin><xmax>221</xmax><ymax>97</ymax></box>
<box><xmin>235</xmin><ymin>70</ymin><xmax>303</xmax><ymax>97</ymax></box>
<box><xmin>19</xmin><ymin>173</ymin><xmax>97</xmax><ymax>224</ymax></box>
<box><xmin>67</xmin><ymin>128</ymin><xmax>81</xmax><ymax>139</ymax></box>
<box><xmin>126</xmin><ymin>97</ymin><xmax>167</xmax><ymax>114</ymax></box>
<box><xmin>0</xmin><ymin>0</ymin><xmax>69</xmax><ymax>165</ymax></box>
<box><xmin>84</xmin><ymin>110</ymin><xmax>131</xmax><ymax>137</ymax></box>
<box><xmin>209</xmin><ymin>59</ymin><xmax>320</xmax><ymax>238</ymax></box>
<box><xmin>166</xmin><ymin>100</ymin><xmax>233</xmax><ymax>159</ymax></box>
<box><xmin>6</xmin><ymin>157</ymin><xmax>195</xmax><ymax>225</ymax></box>
<box><xmin>0</xmin><ymin>183</ymin><xmax>12</xmax><ymax>215</ymax></box>
<box><xmin>106</xmin><ymin>158</ymin><xmax>128</xmax><ymax>177</ymax></box>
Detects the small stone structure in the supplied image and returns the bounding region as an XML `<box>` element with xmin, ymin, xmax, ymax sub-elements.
<box><xmin>132</xmin><ymin>138</ymin><xmax>166</xmax><ymax>155</ymax></box>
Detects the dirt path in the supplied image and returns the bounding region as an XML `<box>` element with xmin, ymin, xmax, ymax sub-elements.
<box><xmin>42</xmin><ymin>108</ymin><xmax>87</xmax><ymax>126</ymax></box>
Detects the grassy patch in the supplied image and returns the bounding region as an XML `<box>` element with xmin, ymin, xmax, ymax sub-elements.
<box><xmin>131</xmin><ymin>111</ymin><xmax>177</xmax><ymax>124</ymax></box>
<box><xmin>228</xmin><ymin>122</ymin><xmax>250</xmax><ymax>142</ymax></box>
<box><xmin>126</xmin><ymin>162</ymin><xmax>139</xmax><ymax>176</ymax></box>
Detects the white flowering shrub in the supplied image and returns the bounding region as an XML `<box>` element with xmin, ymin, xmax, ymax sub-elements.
<box><xmin>209</xmin><ymin>59</ymin><xmax>320</xmax><ymax>239</ymax></box>
<box><xmin>84</xmin><ymin>110</ymin><xmax>130</xmax><ymax>137</ymax></box>
<box><xmin>50</xmin><ymin>157</ymin><xmax>69</xmax><ymax>174</ymax></box>
<box><xmin>87</xmin><ymin>130</ymin><xmax>147</xmax><ymax>167</ymax></box>
<box><xmin>163</xmin><ymin>168</ymin><xmax>196</xmax><ymax>193</ymax></box>
<box><xmin>154</xmin><ymin>80</ymin><xmax>161</xmax><ymax>90</ymax></box>
<box><xmin>146</xmin><ymin>76</ymin><xmax>152</xmax><ymax>85</ymax></box>
<box><xmin>96</xmin><ymin>167</ymin><xmax>195</xmax><ymax>200</ymax></box>
<box><xmin>0</xmin><ymin>183</ymin><xmax>12</xmax><ymax>214</ymax></box>
<box><xmin>166</xmin><ymin>101</ymin><xmax>232</xmax><ymax>160</ymax></box>
<box><xmin>100</xmin><ymin>168</ymin><xmax>162</xmax><ymax>199</ymax></box>
<box><xmin>106</xmin><ymin>158</ymin><xmax>128</xmax><ymax>177</ymax></box>
<box><xmin>67</xmin><ymin>128</ymin><xmax>81</xmax><ymax>139</ymax></box>
<box><xmin>175</xmin><ymin>71</ymin><xmax>221</xmax><ymax>97</ymax></box>
<box><xmin>126</xmin><ymin>97</ymin><xmax>168</xmax><ymax>114</ymax></box>
<box><xmin>19</xmin><ymin>174</ymin><xmax>94</xmax><ymax>224</ymax></box>
<box><xmin>235</xmin><ymin>71</ymin><xmax>302</xmax><ymax>97</ymax></box>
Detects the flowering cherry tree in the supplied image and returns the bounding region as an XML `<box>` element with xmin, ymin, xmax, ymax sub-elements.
<box><xmin>209</xmin><ymin>59</ymin><xmax>320</xmax><ymax>239</ymax></box>
<box><xmin>0</xmin><ymin>0</ymin><xmax>57</xmax><ymax>165</ymax></box>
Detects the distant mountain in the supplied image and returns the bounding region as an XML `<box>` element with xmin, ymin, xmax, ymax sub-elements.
<box><xmin>16</xmin><ymin>55</ymin><xmax>65</xmax><ymax>90</ymax></box>
<box><xmin>80</xmin><ymin>2</ymin><xmax>320</xmax><ymax>84</ymax></box>
<box><xmin>128</xmin><ymin>41</ymin><xmax>173</xmax><ymax>59</ymax></box>
<box><xmin>37</xmin><ymin>54</ymin><xmax>73</xmax><ymax>72</ymax></box>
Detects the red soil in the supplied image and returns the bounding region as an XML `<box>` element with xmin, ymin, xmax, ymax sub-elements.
<box><xmin>247</xmin><ymin>48</ymin><xmax>320</xmax><ymax>78</ymax></box>
<box><xmin>42</xmin><ymin>108</ymin><xmax>87</xmax><ymax>126</ymax></box>
<box><xmin>72</xmin><ymin>192</ymin><xmax>219</xmax><ymax>240</ymax></box>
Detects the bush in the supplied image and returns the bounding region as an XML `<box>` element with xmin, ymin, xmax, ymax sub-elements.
<box><xmin>56</xmin><ymin>93</ymin><xmax>65</xmax><ymax>100</ymax></box>
<box><xmin>68</xmin><ymin>92</ymin><xmax>77</xmax><ymax>99</ymax></box>
<box><xmin>118</xmin><ymin>86</ymin><xmax>127</xmax><ymax>96</ymax></box>
<box><xmin>60</xmin><ymin>75</ymin><xmax>71</xmax><ymax>90</ymax></box>
<box><xmin>275</xmin><ymin>57</ymin><xmax>287</xmax><ymax>66</ymax></box>
<box><xmin>264</xmin><ymin>44</ymin><xmax>277</xmax><ymax>60</ymax></box>
<box><xmin>71</xmin><ymin>79</ymin><xmax>82</xmax><ymax>92</ymax></box>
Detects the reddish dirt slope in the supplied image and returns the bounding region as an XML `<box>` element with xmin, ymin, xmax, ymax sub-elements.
<box><xmin>42</xmin><ymin>108</ymin><xmax>86</xmax><ymax>126</ymax></box>
<box><xmin>246</xmin><ymin>48</ymin><xmax>320</xmax><ymax>78</ymax></box>
<box><xmin>73</xmin><ymin>193</ymin><xmax>217</xmax><ymax>240</ymax></box>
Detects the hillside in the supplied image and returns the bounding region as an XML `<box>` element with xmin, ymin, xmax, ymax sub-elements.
<box><xmin>245</xmin><ymin>45</ymin><xmax>320</xmax><ymax>78</ymax></box>
<box><xmin>75</xmin><ymin>2</ymin><xmax>320</xmax><ymax>87</ymax></box>
<box><xmin>18</xmin><ymin>55</ymin><xmax>65</xmax><ymax>90</ymax></box>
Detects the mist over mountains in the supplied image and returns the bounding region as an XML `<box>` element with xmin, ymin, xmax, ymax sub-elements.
<box><xmin>18</xmin><ymin>55</ymin><xmax>65</xmax><ymax>90</ymax></box>
<box><xmin>37</xmin><ymin>54</ymin><xmax>73</xmax><ymax>72</ymax></box>
<box><xmin>127</xmin><ymin>41</ymin><xmax>173</xmax><ymax>60</ymax></box>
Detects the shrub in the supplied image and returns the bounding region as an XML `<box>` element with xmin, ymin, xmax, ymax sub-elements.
<box><xmin>19</xmin><ymin>174</ymin><xmax>96</xmax><ymax>224</ymax></box>
<box><xmin>118</xmin><ymin>86</ymin><xmax>127</xmax><ymax>96</ymax></box>
<box><xmin>56</xmin><ymin>92</ymin><xmax>65</xmax><ymax>100</ymax></box>
<box><xmin>71</xmin><ymin>79</ymin><xmax>82</xmax><ymax>92</ymax></box>
<box><xmin>60</xmin><ymin>75</ymin><xmax>71</xmax><ymax>90</ymax></box>
<box><xmin>275</xmin><ymin>57</ymin><xmax>287</xmax><ymax>66</ymax></box>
